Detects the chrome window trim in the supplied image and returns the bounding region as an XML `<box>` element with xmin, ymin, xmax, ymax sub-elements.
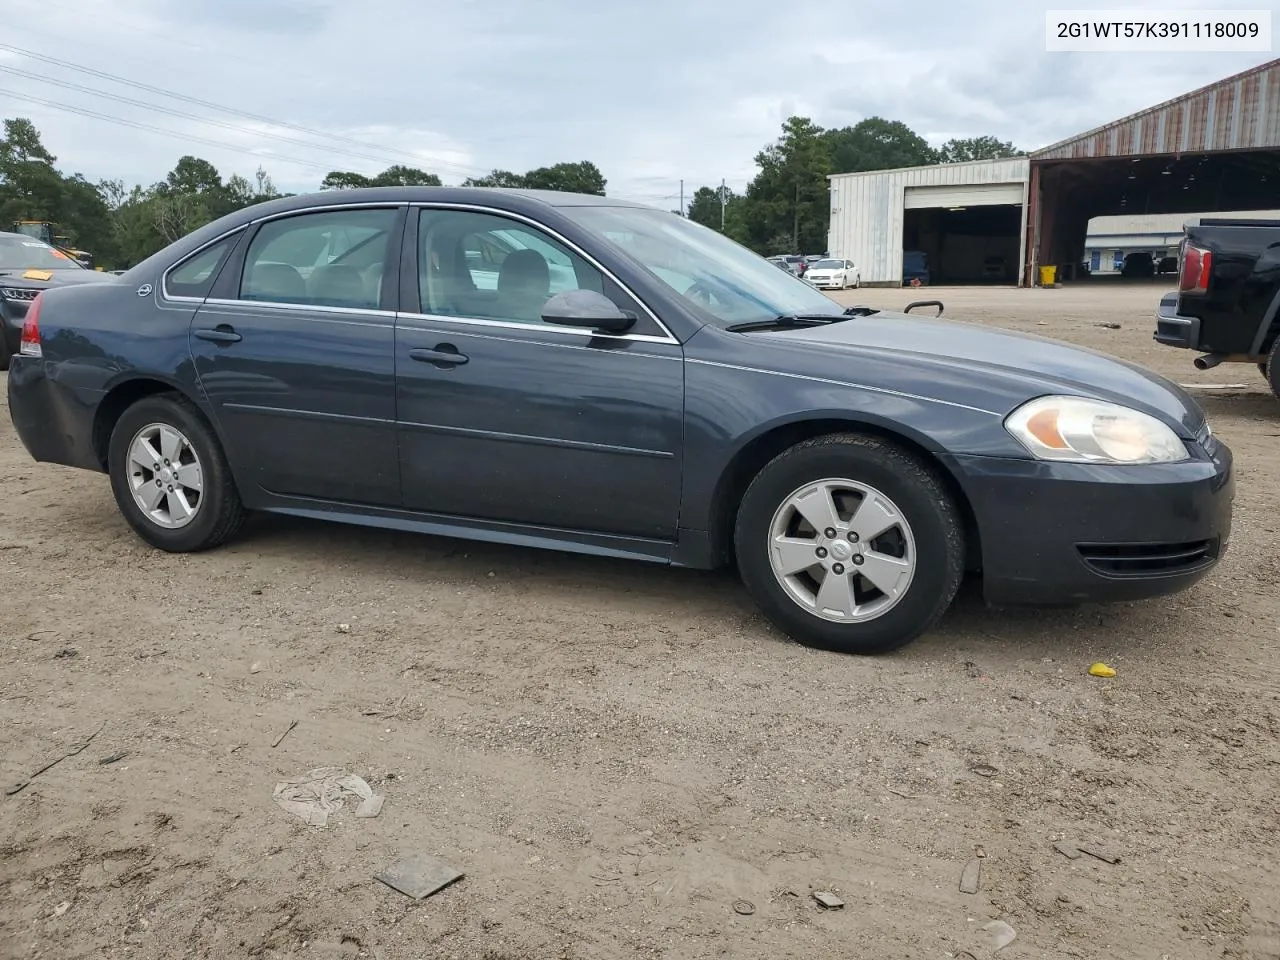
<box><xmin>161</xmin><ymin>200</ymin><xmax>683</xmax><ymax>347</ymax></box>
<box><xmin>163</xmin><ymin>203</ymin><xmax>405</xmax><ymax>306</ymax></box>
<box><xmin>410</xmin><ymin>201</ymin><xmax>680</xmax><ymax>345</ymax></box>
<box><xmin>685</xmin><ymin>358</ymin><xmax>1003</xmax><ymax>417</ymax></box>
<box><xmin>201</xmin><ymin>298</ymin><xmax>396</xmax><ymax>321</ymax></box>
<box><xmin>159</xmin><ymin>224</ymin><xmax>248</xmax><ymax>303</ymax></box>
<box><xmin>396</xmin><ymin>310</ymin><xmax>678</xmax><ymax>346</ymax></box>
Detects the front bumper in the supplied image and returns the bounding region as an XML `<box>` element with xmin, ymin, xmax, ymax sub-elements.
<box><xmin>943</xmin><ymin>436</ymin><xmax>1233</xmax><ymax>606</ymax></box>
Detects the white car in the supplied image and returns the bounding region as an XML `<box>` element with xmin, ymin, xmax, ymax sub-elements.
<box><xmin>804</xmin><ymin>258</ymin><xmax>860</xmax><ymax>289</ymax></box>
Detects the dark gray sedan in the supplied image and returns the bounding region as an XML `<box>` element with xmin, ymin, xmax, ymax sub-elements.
<box><xmin>6</xmin><ymin>188</ymin><xmax>1234</xmax><ymax>653</ymax></box>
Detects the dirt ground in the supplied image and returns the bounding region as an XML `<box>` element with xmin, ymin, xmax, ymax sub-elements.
<box><xmin>1</xmin><ymin>282</ymin><xmax>1277</xmax><ymax>960</ymax></box>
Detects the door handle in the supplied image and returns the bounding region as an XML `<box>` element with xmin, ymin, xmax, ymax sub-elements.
<box><xmin>193</xmin><ymin>324</ymin><xmax>242</xmax><ymax>344</ymax></box>
<box><xmin>409</xmin><ymin>345</ymin><xmax>468</xmax><ymax>368</ymax></box>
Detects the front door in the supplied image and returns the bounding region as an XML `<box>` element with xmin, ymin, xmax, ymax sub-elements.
<box><xmin>189</xmin><ymin>204</ymin><xmax>405</xmax><ymax>506</ymax></box>
<box><xmin>394</xmin><ymin>206</ymin><xmax>684</xmax><ymax>541</ymax></box>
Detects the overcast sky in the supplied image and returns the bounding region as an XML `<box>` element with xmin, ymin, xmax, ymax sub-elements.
<box><xmin>0</xmin><ymin>0</ymin><xmax>1272</xmax><ymax>207</ymax></box>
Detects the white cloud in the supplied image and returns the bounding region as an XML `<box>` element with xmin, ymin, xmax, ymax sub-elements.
<box><xmin>0</xmin><ymin>0</ymin><xmax>1272</xmax><ymax>205</ymax></box>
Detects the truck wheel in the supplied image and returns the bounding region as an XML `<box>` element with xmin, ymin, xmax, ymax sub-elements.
<box><xmin>107</xmin><ymin>394</ymin><xmax>246</xmax><ymax>552</ymax></box>
<box><xmin>1268</xmin><ymin>341</ymin><xmax>1280</xmax><ymax>401</ymax></box>
<box><xmin>734</xmin><ymin>433</ymin><xmax>964</xmax><ymax>655</ymax></box>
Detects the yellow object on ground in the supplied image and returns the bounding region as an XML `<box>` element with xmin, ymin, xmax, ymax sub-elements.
<box><xmin>1088</xmin><ymin>662</ymin><xmax>1117</xmax><ymax>678</ymax></box>
<box><xmin>1039</xmin><ymin>265</ymin><xmax>1057</xmax><ymax>286</ymax></box>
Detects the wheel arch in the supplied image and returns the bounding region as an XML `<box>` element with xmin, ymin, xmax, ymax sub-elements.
<box><xmin>706</xmin><ymin>415</ymin><xmax>982</xmax><ymax>574</ymax></box>
<box><xmin>92</xmin><ymin>375</ymin><xmax>208</xmax><ymax>471</ymax></box>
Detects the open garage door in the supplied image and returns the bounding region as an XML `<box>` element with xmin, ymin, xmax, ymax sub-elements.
<box><xmin>902</xmin><ymin>182</ymin><xmax>1025</xmax><ymax>285</ymax></box>
<box><xmin>903</xmin><ymin>182</ymin><xmax>1025</xmax><ymax>209</ymax></box>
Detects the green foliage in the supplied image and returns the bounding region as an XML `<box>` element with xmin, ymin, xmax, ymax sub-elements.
<box><xmin>825</xmin><ymin>118</ymin><xmax>938</xmax><ymax>174</ymax></box>
<box><xmin>463</xmin><ymin>161</ymin><xmax>606</xmax><ymax>195</ymax></box>
<box><xmin>937</xmin><ymin>135</ymin><xmax>1022</xmax><ymax>163</ymax></box>
<box><xmin>320</xmin><ymin>165</ymin><xmax>443</xmax><ymax>189</ymax></box>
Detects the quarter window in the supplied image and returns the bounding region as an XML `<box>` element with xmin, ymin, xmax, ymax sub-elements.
<box><xmin>166</xmin><ymin>233</ymin><xmax>239</xmax><ymax>299</ymax></box>
<box><xmin>417</xmin><ymin>209</ymin><xmax>609</xmax><ymax>325</ymax></box>
<box><xmin>240</xmin><ymin>208</ymin><xmax>398</xmax><ymax>309</ymax></box>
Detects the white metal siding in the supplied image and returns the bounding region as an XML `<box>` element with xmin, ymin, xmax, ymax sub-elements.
<box><xmin>903</xmin><ymin>183</ymin><xmax>1025</xmax><ymax>209</ymax></box>
<box><xmin>829</xmin><ymin>157</ymin><xmax>1030</xmax><ymax>285</ymax></box>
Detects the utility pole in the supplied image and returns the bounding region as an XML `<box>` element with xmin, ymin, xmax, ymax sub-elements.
<box><xmin>679</xmin><ymin>179</ymin><xmax>684</xmax><ymax>217</ymax></box>
<box><xmin>720</xmin><ymin>178</ymin><xmax>726</xmax><ymax>231</ymax></box>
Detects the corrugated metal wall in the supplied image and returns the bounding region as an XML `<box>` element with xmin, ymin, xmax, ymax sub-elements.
<box><xmin>828</xmin><ymin>158</ymin><xmax>1030</xmax><ymax>285</ymax></box>
<box><xmin>1031</xmin><ymin>58</ymin><xmax>1280</xmax><ymax>160</ymax></box>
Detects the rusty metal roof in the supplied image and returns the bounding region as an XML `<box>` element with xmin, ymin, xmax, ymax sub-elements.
<box><xmin>1030</xmin><ymin>58</ymin><xmax>1280</xmax><ymax>161</ymax></box>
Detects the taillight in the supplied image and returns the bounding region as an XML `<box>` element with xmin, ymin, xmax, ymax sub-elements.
<box><xmin>20</xmin><ymin>291</ymin><xmax>43</xmax><ymax>358</ymax></box>
<box><xmin>1179</xmin><ymin>244</ymin><xmax>1212</xmax><ymax>295</ymax></box>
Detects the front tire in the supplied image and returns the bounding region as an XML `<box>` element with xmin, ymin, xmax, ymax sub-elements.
<box><xmin>734</xmin><ymin>434</ymin><xmax>964</xmax><ymax>655</ymax></box>
<box><xmin>107</xmin><ymin>394</ymin><xmax>246</xmax><ymax>552</ymax></box>
<box><xmin>1268</xmin><ymin>339</ymin><xmax>1280</xmax><ymax>401</ymax></box>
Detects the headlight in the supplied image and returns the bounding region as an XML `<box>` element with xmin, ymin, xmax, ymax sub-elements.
<box><xmin>1005</xmin><ymin>396</ymin><xmax>1189</xmax><ymax>464</ymax></box>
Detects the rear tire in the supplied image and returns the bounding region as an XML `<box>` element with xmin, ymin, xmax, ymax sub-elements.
<box><xmin>1268</xmin><ymin>340</ymin><xmax>1280</xmax><ymax>401</ymax></box>
<box><xmin>107</xmin><ymin>394</ymin><xmax>246</xmax><ymax>552</ymax></box>
<box><xmin>0</xmin><ymin>336</ymin><xmax>10</xmax><ymax>372</ymax></box>
<box><xmin>734</xmin><ymin>433</ymin><xmax>964</xmax><ymax>655</ymax></box>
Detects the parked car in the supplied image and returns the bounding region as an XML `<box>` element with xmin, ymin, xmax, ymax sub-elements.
<box><xmin>805</xmin><ymin>258</ymin><xmax>860</xmax><ymax>290</ymax></box>
<box><xmin>1121</xmin><ymin>251</ymin><xmax>1155</xmax><ymax>278</ymax></box>
<box><xmin>0</xmin><ymin>231</ymin><xmax>115</xmax><ymax>370</ymax></box>
<box><xmin>1154</xmin><ymin>217</ymin><xmax>1280</xmax><ymax>400</ymax></box>
<box><xmin>7</xmin><ymin>187</ymin><xmax>1233</xmax><ymax>654</ymax></box>
<box><xmin>903</xmin><ymin>250</ymin><xmax>930</xmax><ymax>285</ymax></box>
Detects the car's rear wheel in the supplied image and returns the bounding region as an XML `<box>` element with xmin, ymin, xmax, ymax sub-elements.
<box><xmin>0</xmin><ymin>335</ymin><xmax>10</xmax><ymax>372</ymax></box>
<box><xmin>107</xmin><ymin>394</ymin><xmax>246</xmax><ymax>552</ymax></box>
<box><xmin>1267</xmin><ymin>340</ymin><xmax>1280</xmax><ymax>400</ymax></box>
<box><xmin>734</xmin><ymin>433</ymin><xmax>964</xmax><ymax>655</ymax></box>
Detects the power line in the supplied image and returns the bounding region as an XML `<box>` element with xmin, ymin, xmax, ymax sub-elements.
<box><xmin>0</xmin><ymin>86</ymin><xmax>338</xmax><ymax>173</ymax></box>
<box><xmin>0</xmin><ymin>62</ymin><xmax>463</xmax><ymax>174</ymax></box>
<box><xmin>0</xmin><ymin>41</ymin><xmax>486</xmax><ymax>177</ymax></box>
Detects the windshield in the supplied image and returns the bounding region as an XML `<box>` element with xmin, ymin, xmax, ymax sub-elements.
<box><xmin>0</xmin><ymin>234</ymin><xmax>84</xmax><ymax>271</ymax></box>
<box><xmin>563</xmin><ymin>206</ymin><xmax>843</xmax><ymax>327</ymax></box>
<box><xmin>813</xmin><ymin>259</ymin><xmax>845</xmax><ymax>269</ymax></box>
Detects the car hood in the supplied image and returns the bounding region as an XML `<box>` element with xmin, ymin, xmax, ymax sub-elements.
<box><xmin>719</xmin><ymin>310</ymin><xmax>1206</xmax><ymax>435</ymax></box>
<box><xmin>0</xmin><ymin>268</ymin><xmax>116</xmax><ymax>289</ymax></box>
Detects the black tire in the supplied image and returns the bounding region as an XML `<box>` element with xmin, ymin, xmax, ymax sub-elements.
<box><xmin>1258</xmin><ymin>362</ymin><xmax>1268</xmax><ymax>380</ymax></box>
<box><xmin>107</xmin><ymin>393</ymin><xmax>246</xmax><ymax>552</ymax></box>
<box><xmin>734</xmin><ymin>433</ymin><xmax>964</xmax><ymax>655</ymax></box>
<box><xmin>0</xmin><ymin>335</ymin><xmax>10</xmax><ymax>372</ymax></box>
<box><xmin>1265</xmin><ymin>342</ymin><xmax>1279</xmax><ymax>400</ymax></box>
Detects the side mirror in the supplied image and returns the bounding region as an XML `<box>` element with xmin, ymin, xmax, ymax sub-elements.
<box><xmin>540</xmin><ymin>289</ymin><xmax>635</xmax><ymax>334</ymax></box>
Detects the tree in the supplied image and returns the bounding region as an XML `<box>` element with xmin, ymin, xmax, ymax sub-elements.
<box><xmin>321</xmin><ymin>165</ymin><xmax>442</xmax><ymax>189</ymax></box>
<box><xmin>463</xmin><ymin>161</ymin><xmax>606</xmax><ymax>195</ymax></box>
<box><xmin>462</xmin><ymin>169</ymin><xmax>528</xmax><ymax>188</ymax></box>
<box><xmin>0</xmin><ymin>118</ymin><xmax>64</xmax><ymax>226</ymax></box>
<box><xmin>320</xmin><ymin>170</ymin><xmax>373</xmax><ymax>190</ymax></box>
<box><xmin>522</xmin><ymin>161</ymin><xmax>606</xmax><ymax>195</ymax></box>
<box><xmin>371</xmin><ymin>164</ymin><xmax>441</xmax><ymax>187</ymax></box>
<box><xmin>825</xmin><ymin>118</ymin><xmax>937</xmax><ymax>174</ymax></box>
<box><xmin>937</xmin><ymin>135</ymin><xmax>1021</xmax><ymax>163</ymax></box>
<box><xmin>686</xmin><ymin>185</ymin><xmax>742</xmax><ymax>233</ymax></box>
<box><xmin>738</xmin><ymin>116</ymin><xmax>831</xmax><ymax>253</ymax></box>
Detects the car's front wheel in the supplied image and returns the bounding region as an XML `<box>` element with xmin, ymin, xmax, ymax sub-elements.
<box><xmin>734</xmin><ymin>433</ymin><xmax>964</xmax><ymax>654</ymax></box>
<box><xmin>107</xmin><ymin>394</ymin><xmax>246</xmax><ymax>552</ymax></box>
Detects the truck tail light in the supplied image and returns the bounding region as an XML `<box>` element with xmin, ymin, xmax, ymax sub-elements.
<box><xmin>1179</xmin><ymin>244</ymin><xmax>1212</xmax><ymax>295</ymax></box>
<box><xmin>20</xmin><ymin>291</ymin><xmax>43</xmax><ymax>358</ymax></box>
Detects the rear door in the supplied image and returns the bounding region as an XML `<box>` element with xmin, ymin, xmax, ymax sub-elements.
<box><xmin>188</xmin><ymin>204</ymin><xmax>405</xmax><ymax>506</ymax></box>
<box><xmin>393</xmin><ymin>205</ymin><xmax>685</xmax><ymax>541</ymax></box>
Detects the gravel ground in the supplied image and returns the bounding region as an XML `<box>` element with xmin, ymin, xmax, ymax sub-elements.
<box><xmin>1</xmin><ymin>281</ymin><xmax>1277</xmax><ymax>960</ymax></box>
